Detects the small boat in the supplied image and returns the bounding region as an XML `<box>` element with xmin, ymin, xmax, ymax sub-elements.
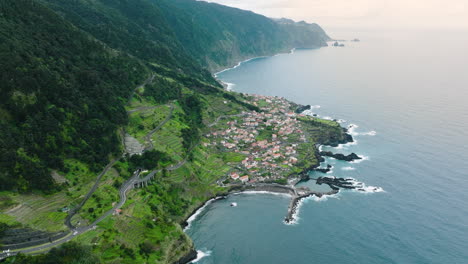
<box><xmin>230</xmin><ymin>202</ymin><xmax>237</xmax><ymax>207</ymax></box>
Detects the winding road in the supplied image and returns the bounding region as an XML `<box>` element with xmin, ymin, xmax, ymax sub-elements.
<box><xmin>0</xmin><ymin>75</ymin><xmax>173</xmax><ymax>260</ymax></box>
<box><xmin>64</xmin><ymin>158</ymin><xmax>120</xmax><ymax>229</ymax></box>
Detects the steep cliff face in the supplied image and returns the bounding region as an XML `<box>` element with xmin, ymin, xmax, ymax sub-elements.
<box><xmin>154</xmin><ymin>0</ymin><xmax>330</xmax><ymax>71</ymax></box>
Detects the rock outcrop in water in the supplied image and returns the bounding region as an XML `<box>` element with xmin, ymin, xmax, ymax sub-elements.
<box><xmin>319</xmin><ymin>151</ymin><xmax>361</xmax><ymax>162</ymax></box>
<box><xmin>314</xmin><ymin>164</ymin><xmax>332</xmax><ymax>173</ymax></box>
<box><xmin>295</xmin><ymin>104</ymin><xmax>311</xmax><ymax>113</ymax></box>
<box><xmin>316</xmin><ymin>176</ymin><xmax>356</xmax><ymax>190</ymax></box>
<box><xmin>173</xmin><ymin>249</ymin><xmax>198</xmax><ymax>264</ymax></box>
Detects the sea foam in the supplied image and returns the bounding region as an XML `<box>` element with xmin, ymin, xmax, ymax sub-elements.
<box><xmin>191</xmin><ymin>250</ymin><xmax>212</xmax><ymax>263</ymax></box>
<box><xmin>346</xmin><ymin>177</ymin><xmax>385</xmax><ymax>193</ymax></box>
<box><xmin>184</xmin><ymin>197</ymin><xmax>222</xmax><ymax>231</ymax></box>
<box><xmin>284</xmin><ymin>193</ymin><xmax>340</xmax><ymax>225</ymax></box>
<box><xmin>223</xmin><ymin>82</ymin><xmax>235</xmax><ymax>91</ymax></box>
<box><xmin>239</xmin><ymin>190</ymin><xmax>291</xmax><ymax>198</ymax></box>
<box><xmin>350</xmin><ymin>155</ymin><xmax>369</xmax><ymax>163</ymax></box>
<box><xmin>348</xmin><ymin>124</ymin><xmax>377</xmax><ymax>136</ymax></box>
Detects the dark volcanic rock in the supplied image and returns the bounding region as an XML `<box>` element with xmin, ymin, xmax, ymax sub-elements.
<box><xmin>319</xmin><ymin>151</ymin><xmax>361</xmax><ymax>162</ymax></box>
<box><xmin>173</xmin><ymin>249</ymin><xmax>198</xmax><ymax>264</ymax></box>
<box><xmin>295</xmin><ymin>104</ymin><xmax>311</xmax><ymax>113</ymax></box>
<box><xmin>316</xmin><ymin>176</ymin><xmax>356</xmax><ymax>190</ymax></box>
<box><xmin>314</xmin><ymin>164</ymin><xmax>332</xmax><ymax>173</ymax></box>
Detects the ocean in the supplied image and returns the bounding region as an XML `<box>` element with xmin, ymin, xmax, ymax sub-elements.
<box><xmin>186</xmin><ymin>29</ymin><xmax>468</xmax><ymax>264</ymax></box>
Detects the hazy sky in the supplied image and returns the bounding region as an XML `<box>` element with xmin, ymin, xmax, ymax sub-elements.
<box><xmin>204</xmin><ymin>0</ymin><xmax>468</xmax><ymax>30</ymax></box>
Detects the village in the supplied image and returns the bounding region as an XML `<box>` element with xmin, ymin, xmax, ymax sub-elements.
<box><xmin>205</xmin><ymin>94</ymin><xmax>311</xmax><ymax>185</ymax></box>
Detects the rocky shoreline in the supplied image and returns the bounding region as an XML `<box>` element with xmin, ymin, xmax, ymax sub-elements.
<box><xmin>172</xmin><ymin>249</ymin><xmax>198</xmax><ymax>264</ymax></box>
<box><xmin>176</xmin><ymin>105</ymin><xmax>358</xmax><ymax>263</ymax></box>
<box><xmin>315</xmin><ymin>176</ymin><xmax>358</xmax><ymax>190</ymax></box>
<box><xmin>319</xmin><ymin>151</ymin><xmax>362</xmax><ymax>162</ymax></box>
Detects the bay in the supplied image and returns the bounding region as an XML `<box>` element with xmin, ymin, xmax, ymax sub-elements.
<box><xmin>186</xmin><ymin>29</ymin><xmax>468</xmax><ymax>264</ymax></box>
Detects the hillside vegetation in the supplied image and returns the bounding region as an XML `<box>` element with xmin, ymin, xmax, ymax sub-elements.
<box><xmin>0</xmin><ymin>0</ymin><xmax>332</xmax><ymax>263</ymax></box>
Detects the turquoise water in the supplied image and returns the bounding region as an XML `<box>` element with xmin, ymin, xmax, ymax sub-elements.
<box><xmin>186</xmin><ymin>30</ymin><xmax>468</xmax><ymax>264</ymax></box>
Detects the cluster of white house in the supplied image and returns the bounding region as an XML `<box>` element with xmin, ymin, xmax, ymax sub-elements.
<box><xmin>206</xmin><ymin>94</ymin><xmax>309</xmax><ymax>183</ymax></box>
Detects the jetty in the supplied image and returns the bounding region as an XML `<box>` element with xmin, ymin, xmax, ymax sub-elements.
<box><xmin>227</xmin><ymin>183</ymin><xmax>339</xmax><ymax>223</ymax></box>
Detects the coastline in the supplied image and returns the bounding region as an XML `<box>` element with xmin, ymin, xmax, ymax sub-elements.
<box><xmin>213</xmin><ymin>48</ymin><xmax>297</xmax><ymax>77</ymax></box>
<box><xmin>177</xmin><ymin>44</ymin><xmax>349</xmax><ymax>264</ymax></box>
<box><xmin>177</xmin><ymin>126</ymin><xmax>355</xmax><ymax>263</ymax></box>
<box><xmin>213</xmin><ymin>48</ymin><xmax>298</xmax><ymax>90</ymax></box>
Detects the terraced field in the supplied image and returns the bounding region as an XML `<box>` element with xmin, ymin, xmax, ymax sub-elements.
<box><xmin>4</xmin><ymin>192</ymin><xmax>71</xmax><ymax>232</ymax></box>
<box><xmin>202</xmin><ymin>93</ymin><xmax>245</xmax><ymax>125</ymax></box>
<box><xmin>151</xmin><ymin>109</ymin><xmax>187</xmax><ymax>161</ymax></box>
<box><xmin>127</xmin><ymin>105</ymin><xmax>171</xmax><ymax>143</ymax></box>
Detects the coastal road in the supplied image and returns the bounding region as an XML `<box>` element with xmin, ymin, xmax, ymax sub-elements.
<box><xmin>3</xmin><ymin>143</ymin><xmax>192</xmax><ymax>258</ymax></box>
<box><xmin>65</xmin><ymin>75</ymin><xmax>160</xmax><ymax>229</ymax></box>
<box><xmin>1</xmin><ymin>83</ymin><xmax>206</xmax><ymax>259</ymax></box>
<box><xmin>1</xmin><ymin>170</ymin><xmax>142</xmax><ymax>258</ymax></box>
<box><xmin>0</xmin><ymin>76</ymin><xmax>163</xmax><ymax>259</ymax></box>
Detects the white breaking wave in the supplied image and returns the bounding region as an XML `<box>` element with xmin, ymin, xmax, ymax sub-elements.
<box><xmin>191</xmin><ymin>250</ymin><xmax>212</xmax><ymax>263</ymax></box>
<box><xmin>342</xmin><ymin>166</ymin><xmax>356</xmax><ymax>171</ymax></box>
<box><xmin>215</xmin><ymin>50</ymin><xmax>297</xmax><ymax>77</ymax></box>
<box><xmin>333</xmin><ymin>140</ymin><xmax>358</xmax><ymax>149</ymax></box>
<box><xmin>214</xmin><ymin>57</ymin><xmax>259</xmax><ymax>77</ymax></box>
<box><xmin>347</xmin><ymin>124</ymin><xmax>359</xmax><ymax>135</ymax></box>
<box><xmin>223</xmin><ymin>81</ymin><xmax>235</xmax><ymax>91</ymax></box>
<box><xmin>350</xmin><ymin>155</ymin><xmax>369</xmax><ymax>163</ymax></box>
<box><xmin>322</xmin><ymin>116</ymin><xmax>333</xmax><ymax>120</ymax></box>
<box><xmin>300</xmin><ymin>109</ymin><xmax>316</xmax><ymax>116</ymax></box>
<box><xmin>298</xmin><ymin>105</ymin><xmax>320</xmax><ymax>117</ymax></box>
<box><xmin>346</xmin><ymin>178</ymin><xmax>385</xmax><ymax>193</ymax></box>
<box><xmin>354</xmin><ymin>185</ymin><xmax>385</xmax><ymax>193</ymax></box>
<box><xmin>184</xmin><ymin>198</ymin><xmax>221</xmax><ymax>231</ymax></box>
<box><xmin>284</xmin><ymin>193</ymin><xmax>340</xmax><ymax>225</ymax></box>
<box><xmin>361</xmin><ymin>130</ymin><xmax>377</xmax><ymax>136</ymax></box>
<box><xmin>348</xmin><ymin>124</ymin><xmax>377</xmax><ymax>136</ymax></box>
<box><xmin>240</xmin><ymin>190</ymin><xmax>291</xmax><ymax>198</ymax></box>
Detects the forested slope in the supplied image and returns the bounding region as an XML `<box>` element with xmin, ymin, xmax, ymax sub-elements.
<box><xmin>0</xmin><ymin>0</ymin><xmax>148</xmax><ymax>191</ymax></box>
<box><xmin>154</xmin><ymin>0</ymin><xmax>330</xmax><ymax>71</ymax></box>
<box><xmin>0</xmin><ymin>0</ymin><xmax>332</xmax><ymax>262</ymax></box>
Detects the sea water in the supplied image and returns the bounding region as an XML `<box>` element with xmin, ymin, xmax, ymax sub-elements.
<box><xmin>186</xmin><ymin>29</ymin><xmax>468</xmax><ymax>264</ymax></box>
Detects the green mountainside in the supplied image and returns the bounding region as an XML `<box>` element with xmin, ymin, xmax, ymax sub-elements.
<box><xmin>0</xmin><ymin>0</ymin><xmax>336</xmax><ymax>263</ymax></box>
<box><xmin>0</xmin><ymin>0</ymin><xmax>149</xmax><ymax>191</ymax></box>
<box><xmin>154</xmin><ymin>0</ymin><xmax>330</xmax><ymax>71</ymax></box>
